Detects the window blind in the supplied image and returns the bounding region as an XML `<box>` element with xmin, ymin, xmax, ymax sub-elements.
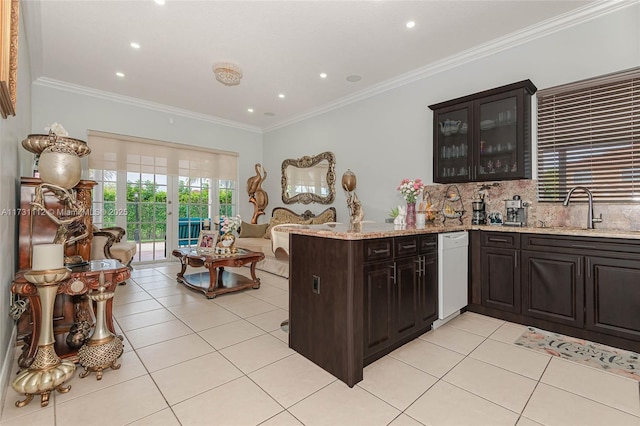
<box><xmin>87</xmin><ymin>130</ymin><xmax>238</xmax><ymax>180</ymax></box>
<box><xmin>537</xmin><ymin>68</ymin><xmax>640</xmax><ymax>202</ymax></box>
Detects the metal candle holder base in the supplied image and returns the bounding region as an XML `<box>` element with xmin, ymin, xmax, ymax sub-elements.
<box><xmin>78</xmin><ymin>272</ymin><xmax>123</xmax><ymax>380</ymax></box>
<box><xmin>12</xmin><ymin>268</ymin><xmax>76</xmax><ymax>407</ymax></box>
<box><xmin>78</xmin><ymin>336</ymin><xmax>123</xmax><ymax>380</ymax></box>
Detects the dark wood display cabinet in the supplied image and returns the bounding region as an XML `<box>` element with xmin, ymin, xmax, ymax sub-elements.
<box><xmin>289</xmin><ymin>232</ymin><xmax>438</xmax><ymax>387</ymax></box>
<box><xmin>429</xmin><ymin>80</ymin><xmax>537</xmax><ymax>183</ymax></box>
<box><xmin>468</xmin><ymin>230</ymin><xmax>640</xmax><ymax>353</ymax></box>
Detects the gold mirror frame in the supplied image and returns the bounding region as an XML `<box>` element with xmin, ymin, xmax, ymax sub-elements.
<box><xmin>281</xmin><ymin>151</ymin><xmax>336</xmax><ymax>205</ymax></box>
<box><xmin>0</xmin><ymin>0</ymin><xmax>18</xmax><ymax>118</ymax></box>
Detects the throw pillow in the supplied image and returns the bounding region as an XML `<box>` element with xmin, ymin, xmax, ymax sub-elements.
<box><xmin>263</xmin><ymin>219</ymin><xmax>285</xmax><ymax>239</ymax></box>
<box><xmin>239</xmin><ymin>221</ymin><xmax>269</xmax><ymax>238</ymax></box>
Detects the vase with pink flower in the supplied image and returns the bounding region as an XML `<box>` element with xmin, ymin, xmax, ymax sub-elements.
<box><xmin>397</xmin><ymin>178</ymin><xmax>424</xmax><ymax>226</ymax></box>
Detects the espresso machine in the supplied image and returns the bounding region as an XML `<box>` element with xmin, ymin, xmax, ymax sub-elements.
<box><xmin>504</xmin><ymin>195</ymin><xmax>529</xmax><ymax>227</ymax></box>
<box><xmin>471</xmin><ymin>194</ymin><xmax>486</xmax><ymax>225</ymax></box>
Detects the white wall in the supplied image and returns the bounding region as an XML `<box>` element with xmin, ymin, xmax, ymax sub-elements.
<box><xmin>29</xmin><ymin>85</ymin><xmax>264</xmax><ymax>224</ymax></box>
<box><xmin>263</xmin><ymin>4</ymin><xmax>640</xmax><ymax>223</ymax></box>
<box><xmin>0</xmin><ymin>5</ymin><xmax>32</xmax><ymax>414</ymax></box>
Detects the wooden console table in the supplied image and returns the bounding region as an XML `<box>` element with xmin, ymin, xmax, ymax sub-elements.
<box><xmin>172</xmin><ymin>248</ymin><xmax>264</xmax><ymax>299</ymax></box>
<box><xmin>11</xmin><ymin>259</ymin><xmax>130</xmax><ymax>368</ymax></box>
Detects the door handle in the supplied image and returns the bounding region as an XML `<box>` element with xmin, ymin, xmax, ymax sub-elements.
<box><xmin>372</xmin><ymin>249</ymin><xmax>390</xmax><ymax>255</ymax></box>
<box><xmin>389</xmin><ymin>263</ymin><xmax>397</xmax><ymax>284</ymax></box>
<box><xmin>400</xmin><ymin>244</ymin><xmax>416</xmax><ymax>250</ymax></box>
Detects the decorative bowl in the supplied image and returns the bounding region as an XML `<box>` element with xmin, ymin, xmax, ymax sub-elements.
<box><xmin>22</xmin><ymin>134</ymin><xmax>91</xmax><ymax>157</ymax></box>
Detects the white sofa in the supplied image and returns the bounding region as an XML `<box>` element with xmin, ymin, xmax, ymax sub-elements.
<box><xmin>235</xmin><ymin>207</ymin><xmax>337</xmax><ymax>278</ymax></box>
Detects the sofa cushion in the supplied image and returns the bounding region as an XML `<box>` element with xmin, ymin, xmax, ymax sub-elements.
<box><xmin>239</xmin><ymin>221</ymin><xmax>269</xmax><ymax>238</ymax></box>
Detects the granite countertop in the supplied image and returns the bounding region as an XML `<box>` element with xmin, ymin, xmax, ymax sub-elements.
<box><xmin>283</xmin><ymin>222</ymin><xmax>640</xmax><ymax>241</ymax></box>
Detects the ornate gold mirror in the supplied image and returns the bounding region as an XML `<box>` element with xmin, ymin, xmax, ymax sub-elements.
<box><xmin>281</xmin><ymin>151</ymin><xmax>336</xmax><ymax>204</ymax></box>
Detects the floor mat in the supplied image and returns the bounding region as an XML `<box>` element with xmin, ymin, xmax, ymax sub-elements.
<box><xmin>515</xmin><ymin>326</ymin><xmax>640</xmax><ymax>381</ymax></box>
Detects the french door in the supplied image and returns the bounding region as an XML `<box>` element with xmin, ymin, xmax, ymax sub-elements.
<box><xmin>91</xmin><ymin>170</ymin><xmax>227</xmax><ymax>264</ymax></box>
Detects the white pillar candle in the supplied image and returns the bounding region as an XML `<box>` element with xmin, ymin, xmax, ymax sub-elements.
<box><xmin>32</xmin><ymin>244</ymin><xmax>64</xmax><ymax>271</ymax></box>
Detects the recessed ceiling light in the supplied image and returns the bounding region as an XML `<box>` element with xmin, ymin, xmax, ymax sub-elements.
<box><xmin>320</xmin><ymin>73</ymin><xmax>327</xmax><ymax>79</ymax></box>
<box><xmin>264</xmin><ymin>112</ymin><xmax>275</xmax><ymax>116</ymax></box>
<box><xmin>116</xmin><ymin>72</ymin><xmax>125</xmax><ymax>77</ymax></box>
<box><xmin>278</xmin><ymin>93</ymin><xmax>285</xmax><ymax>99</ymax></box>
<box><xmin>346</xmin><ymin>75</ymin><xmax>361</xmax><ymax>83</ymax></box>
<box><xmin>154</xmin><ymin>0</ymin><xmax>165</xmax><ymax>5</ymax></box>
<box><xmin>130</xmin><ymin>42</ymin><xmax>141</xmax><ymax>49</ymax></box>
<box><xmin>406</xmin><ymin>21</ymin><xmax>416</xmax><ymax>29</ymax></box>
<box><xmin>247</xmin><ymin>108</ymin><xmax>254</xmax><ymax>113</ymax></box>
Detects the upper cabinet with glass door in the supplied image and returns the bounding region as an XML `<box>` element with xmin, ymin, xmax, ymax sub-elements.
<box><xmin>429</xmin><ymin>80</ymin><xmax>537</xmax><ymax>183</ymax></box>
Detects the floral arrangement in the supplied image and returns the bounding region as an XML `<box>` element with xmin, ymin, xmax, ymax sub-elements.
<box><xmin>397</xmin><ymin>178</ymin><xmax>424</xmax><ymax>203</ymax></box>
<box><xmin>218</xmin><ymin>215</ymin><xmax>242</xmax><ymax>235</ymax></box>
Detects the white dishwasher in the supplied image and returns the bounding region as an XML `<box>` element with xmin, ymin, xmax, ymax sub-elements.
<box><xmin>437</xmin><ymin>231</ymin><xmax>469</xmax><ymax>323</ymax></box>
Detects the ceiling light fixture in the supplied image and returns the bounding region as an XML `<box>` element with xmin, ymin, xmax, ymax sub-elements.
<box><xmin>247</xmin><ymin>108</ymin><xmax>254</xmax><ymax>113</ymax></box>
<box><xmin>116</xmin><ymin>72</ymin><xmax>125</xmax><ymax>77</ymax></box>
<box><xmin>154</xmin><ymin>0</ymin><xmax>165</xmax><ymax>5</ymax></box>
<box><xmin>320</xmin><ymin>73</ymin><xmax>327</xmax><ymax>79</ymax></box>
<box><xmin>212</xmin><ymin>63</ymin><xmax>243</xmax><ymax>86</ymax></box>
<box><xmin>278</xmin><ymin>93</ymin><xmax>285</xmax><ymax>99</ymax></box>
<box><xmin>406</xmin><ymin>21</ymin><xmax>416</xmax><ymax>29</ymax></box>
<box><xmin>130</xmin><ymin>42</ymin><xmax>141</xmax><ymax>49</ymax></box>
<box><xmin>346</xmin><ymin>75</ymin><xmax>362</xmax><ymax>83</ymax></box>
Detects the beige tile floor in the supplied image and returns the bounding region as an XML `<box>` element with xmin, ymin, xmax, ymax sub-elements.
<box><xmin>2</xmin><ymin>262</ymin><xmax>640</xmax><ymax>426</ymax></box>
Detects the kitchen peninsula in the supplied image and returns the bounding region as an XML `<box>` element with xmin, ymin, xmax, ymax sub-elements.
<box><xmin>288</xmin><ymin>222</ymin><xmax>462</xmax><ymax>387</ymax></box>
<box><xmin>287</xmin><ymin>222</ymin><xmax>640</xmax><ymax>387</ymax></box>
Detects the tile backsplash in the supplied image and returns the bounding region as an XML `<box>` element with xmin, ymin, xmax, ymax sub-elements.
<box><xmin>423</xmin><ymin>179</ymin><xmax>640</xmax><ymax>231</ymax></box>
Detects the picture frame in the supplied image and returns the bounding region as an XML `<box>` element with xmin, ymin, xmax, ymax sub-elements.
<box><xmin>196</xmin><ymin>229</ymin><xmax>218</xmax><ymax>252</ymax></box>
<box><xmin>0</xmin><ymin>0</ymin><xmax>18</xmax><ymax>118</ymax></box>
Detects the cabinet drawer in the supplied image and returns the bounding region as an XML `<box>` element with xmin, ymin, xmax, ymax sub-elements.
<box><xmin>522</xmin><ymin>234</ymin><xmax>640</xmax><ymax>258</ymax></box>
<box><xmin>395</xmin><ymin>236</ymin><xmax>419</xmax><ymax>258</ymax></box>
<box><xmin>419</xmin><ymin>234</ymin><xmax>438</xmax><ymax>253</ymax></box>
<box><xmin>364</xmin><ymin>239</ymin><xmax>393</xmax><ymax>262</ymax></box>
<box><xmin>481</xmin><ymin>231</ymin><xmax>519</xmax><ymax>249</ymax></box>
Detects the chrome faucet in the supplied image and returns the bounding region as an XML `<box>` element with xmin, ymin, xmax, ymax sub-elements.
<box><xmin>562</xmin><ymin>186</ymin><xmax>603</xmax><ymax>229</ymax></box>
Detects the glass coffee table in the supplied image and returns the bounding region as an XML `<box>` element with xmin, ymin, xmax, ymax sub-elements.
<box><xmin>172</xmin><ymin>248</ymin><xmax>265</xmax><ymax>299</ymax></box>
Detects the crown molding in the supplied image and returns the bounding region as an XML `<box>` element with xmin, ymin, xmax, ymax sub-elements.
<box><xmin>32</xmin><ymin>77</ymin><xmax>263</xmax><ymax>134</ymax></box>
<box><xmin>264</xmin><ymin>0</ymin><xmax>634</xmax><ymax>133</ymax></box>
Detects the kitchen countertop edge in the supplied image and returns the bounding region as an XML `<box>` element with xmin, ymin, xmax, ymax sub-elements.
<box><xmin>282</xmin><ymin>223</ymin><xmax>640</xmax><ymax>241</ymax></box>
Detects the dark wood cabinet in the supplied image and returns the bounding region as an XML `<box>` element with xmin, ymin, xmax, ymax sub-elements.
<box><xmin>363</xmin><ymin>235</ymin><xmax>424</xmax><ymax>361</ymax></box>
<box><xmin>469</xmin><ymin>230</ymin><xmax>640</xmax><ymax>354</ymax></box>
<box><xmin>480</xmin><ymin>231</ymin><xmax>520</xmax><ymax>314</ymax></box>
<box><xmin>481</xmin><ymin>248</ymin><xmax>520</xmax><ymax>314</ymax></box>
<box><xmin>429</xmin><ymin>80</ymin><xmax>537</xmax><ymax>183</ymax></box>
<box><xmin>418</xmin><ymin>252</ymin><xmax>438</xmax><ymax>327</ymax></box>
<box><xmin>521</xmin><ymin>250</ymin><xmax>584</xmax><ymax>328</ymax></box>
<box><xmin>290</xmin><ymin>232</ymin><xmax>438</xmax><ymax>387</ymax></box>
<box><xmin>585</xmin><ymin>256</ymin><xmax>640</xmax><ymax>341</ymax></box>
<box><xmin>363</xmin><ymin>261</ymin><xmax>393</xmax><ymax>358</ymax></box>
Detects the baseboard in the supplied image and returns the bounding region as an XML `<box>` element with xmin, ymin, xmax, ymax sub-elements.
<box><xmin>0</xmin><ymin>325</ymin><xmax>17</xmax><ymax>419</ymax></box>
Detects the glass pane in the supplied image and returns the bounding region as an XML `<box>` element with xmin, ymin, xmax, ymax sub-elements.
<box><xmin>437</xmin><ymin>108</ymin><xmax>469</xmax><ymax>179</ymax></box>
<box><xmin>478</xmin><ymin>96</ymin><xmax>518</xmax><ymax>177</ymax></box>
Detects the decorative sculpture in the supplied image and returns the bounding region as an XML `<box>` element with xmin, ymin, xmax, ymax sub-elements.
<box><xmin>342</xmin><ymin>169</ymin><xmax>364</xmax><ymax>230</ymax></box>
<box><xmin>247</xmin><ymin>163</ymin><xmax>268</xmax><ymax>224</ymax></box>
<box><xmin>31</xmin><ymin>183</ymin><xmax>89</xmax><ymax>248</ymax></box>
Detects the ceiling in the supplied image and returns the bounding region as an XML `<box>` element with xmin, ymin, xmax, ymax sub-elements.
<box><xmin>22</xmin><ymin>0</ymin><xmax>600</xmax><ymax>132</ymax></box>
